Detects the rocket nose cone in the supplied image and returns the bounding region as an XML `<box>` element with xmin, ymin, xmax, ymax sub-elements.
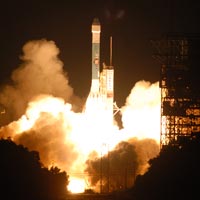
<box><xmin>93</xmin><ymin>18</ymin><xmax>100</xmax><ymax>25</ymax></box>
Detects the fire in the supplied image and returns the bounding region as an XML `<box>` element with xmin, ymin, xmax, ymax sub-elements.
<box><xmin>11</xmin><ymin>95</ymin><xmax>73</xmax><ymax>134</ymax></box>
<box><xmin>0</xmin><ymin>39</ymin><xmax>161</xmax><ymax>194</ymax></box>
<box><xmin>68</xmin><ymin>178</ymin><xmax>86</xmax><ymax>193</ymax></box>
<box><xmin>1</xmin><ymin>82</ymin><xmax>160</xmax><ymax>193</ymax></box>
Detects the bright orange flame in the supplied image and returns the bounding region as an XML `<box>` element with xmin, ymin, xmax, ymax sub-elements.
<box><xmin>0</xmin><ymin>80</ymin><xmax>160</xmax><ymax>193</ymax></box>
<box><xmin>68</xmin><ymin>178</ymin><xmax>86</xmax><ymax>193</ymax></box>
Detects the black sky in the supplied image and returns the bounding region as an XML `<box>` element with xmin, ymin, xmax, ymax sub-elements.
<box><xmin>0</xmin><ymin>0</ymin><xmax>200</xmax><ymax>106</ymax></box>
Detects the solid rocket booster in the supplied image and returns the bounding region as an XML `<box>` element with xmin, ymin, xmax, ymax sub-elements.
<box><xmin>91</xmin><ymin>18</ymin><xmax>101</xmax><ymax>96</ymax></box>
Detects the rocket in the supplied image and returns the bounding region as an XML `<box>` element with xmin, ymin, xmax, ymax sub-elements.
<box><xmin>91</xmin><ymin>18</ymin><xmax>101</xmax><ymax>97</ymax></box>
<box><xmin>87</xmin><ymin>18</ymin><xmax>116</xmax><ymax>123</ymax></box>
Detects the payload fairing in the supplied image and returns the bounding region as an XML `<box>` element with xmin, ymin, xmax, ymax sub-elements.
<box><xmin>87</xmin><ymin>18</ymin><xmax>114</xmax><ymax>122</ymax></box>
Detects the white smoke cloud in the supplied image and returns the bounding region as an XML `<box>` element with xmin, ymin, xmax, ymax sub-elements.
<box><xmin>121</xmin><ymin>80</ymin><xmax>161</xmax><ymax>142</ymax></box>
<box><xmin>0</xmin><ymin>39</ymin><xmax>73</xmax><ymax>122</ymax></box>
<box><xmin>0</xmin><ymin>39</ymin><xmax>161</xmax><ymax>192</ymax></box>
<box><xmin>14</xmin><ymin>94</ymin><xmax>78</xmax><ymax>171</ymax></box>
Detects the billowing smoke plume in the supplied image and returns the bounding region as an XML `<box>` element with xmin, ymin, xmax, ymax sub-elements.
<box><xmin>14</xmin><ymin>95</ymin><xmax>79</xmax><ymax>170</ymax></box>
<box><xmin>0</xmin><ymin>39</ymin><xmax>80</xmax><ymax>173</ymax></box>
<box><xmin>121</xmin><ymin>80</ymin><xmax>160</xmax><ymax>141</ymax></box>
<box><xmin>85</xmin><ymin>138</ymin><xmax>159</xmax><ymax>192</ymax></box>
<box><xmin>0</xmin><ymin>39</ymin><xmax>73</xmax><ymax>124</ymax></box>
<box><xmin>0</xmin><ymin>39</ymin><xmax>161</xmax><ymax>192</ymax></box>
<box><xmin>84</xmin><ymin>80</ymin><xmax>160</xmax><ymax>192</ymax></box>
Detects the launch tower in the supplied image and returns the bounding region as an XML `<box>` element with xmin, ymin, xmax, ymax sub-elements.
<box><xmin>151</xmin><ymin>34</ymin><xmax>200</xmax><ymax>148</ymax></box>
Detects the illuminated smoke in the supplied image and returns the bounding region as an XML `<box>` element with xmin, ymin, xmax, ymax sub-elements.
<box><xmin>0</xmin><ymin>39</ymin><xmax>79</xmax><ymax>176</ymax></box>
<box><xmin>83</xmin><ymin>81</ymin><xmax>160</xmax><ymax>192</ymax></box>
<box><xmin>0</xmin><ymin>39</ymin><xmax>73</xmax><ymax>123</ymax></box>
<box><xmin>14</xmin><ymin>95</ymin><xmax>78</xmax><ymax>170</ymax></box>
<box><xmin>85</xmin><ymin>138</ymin><xmax>159</xmax><ymax>192</ymax></box>
<box><xmin>0</xmin><ymin>39</ymin><xmax>160</xmax><ymax>193</ymax></box>
<box><xmin>121</xmin><ymin>80</ymin><xmax>161</xmax><ymax>142</ymax></box>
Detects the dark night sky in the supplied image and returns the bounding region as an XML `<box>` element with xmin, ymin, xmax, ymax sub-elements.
<box><xmin>0</xmin><ymin>0</ymin><xmax>200</xmax><ymax>106</ymax></box>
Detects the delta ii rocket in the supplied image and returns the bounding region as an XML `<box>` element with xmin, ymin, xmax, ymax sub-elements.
<box><xmin>87</xmin><ymin>18</ymin><xmax>114</xmax><ymax>122</ymax></box>
<box><xmin>91</xmin><ymin>18</ymin><xmax>101</xmax><ymax>97</ymax></box>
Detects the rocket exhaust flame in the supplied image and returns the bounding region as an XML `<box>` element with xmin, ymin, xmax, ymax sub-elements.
<box><xmin>0</xmin><ymin>21</ymin><xmax>160</xmax><ymax>193</ymax></box>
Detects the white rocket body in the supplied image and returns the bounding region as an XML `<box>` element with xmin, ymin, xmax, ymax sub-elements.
<box><xmin>87</xmin><ymin>18</ymin><xmax>114</xmax><ymax>123</ymax></box>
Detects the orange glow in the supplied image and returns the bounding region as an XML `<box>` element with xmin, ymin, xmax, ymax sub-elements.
<box><xmin>0</xmin><ymin>80</ymin><xmax>160</xmax><ymax>193</ymax></box>
<box><xmin>0</xmin><ymin>39</ymin><xmax>161</xmax><ymax>193</ymax></box>
<box><xmin>121</xmin><ymin>81</ymin><xmax>161</xmax><ymax>142</ymax></box>
<box><xmin>68</xmin><ymin>178</ymin><xmax>86</xmax><ymax>193</ymax></box>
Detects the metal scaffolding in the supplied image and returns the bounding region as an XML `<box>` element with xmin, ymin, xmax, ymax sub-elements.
<box><xmin>151</xmin><ymin>34</ymin><xmax>200</xmax><ymax>148</ymax></box>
